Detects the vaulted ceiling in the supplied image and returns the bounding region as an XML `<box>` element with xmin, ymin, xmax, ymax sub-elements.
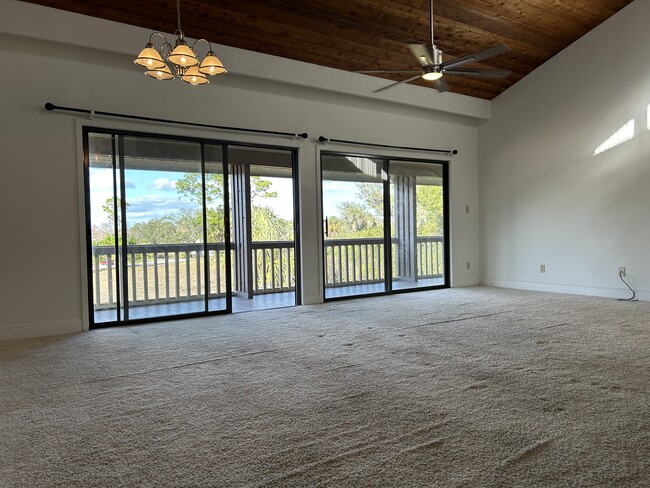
<box><xmin>21</xmin><ymin>0</ymin><xmax>634</xmax><ymax>100</ymax></box>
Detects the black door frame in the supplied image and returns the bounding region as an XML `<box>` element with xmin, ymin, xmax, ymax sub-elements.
<box><xmin>320</xmin><ymin>150</ymin><xmax>450</xmax><ymax>302</ymax></box>
<box><xmin>83</xmin><ymin>127</ymin><xmax>301</xmax><ymax>329</ymax></box>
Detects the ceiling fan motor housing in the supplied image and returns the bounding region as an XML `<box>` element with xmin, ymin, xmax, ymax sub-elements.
<box><xmin>431</xmin><ymin>45</ymin><xmax>443</xmax><ymax>65</ymax></box>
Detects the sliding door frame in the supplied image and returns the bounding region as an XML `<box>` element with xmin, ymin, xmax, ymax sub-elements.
<box><xmin>83</xmin><ymin>126</ymin><xmax>300</xmax><ymax>328</ymax></box>
<box><xmin>320</xmin><ymin>150</ymin><xmax>450</xmax><ymax>302</ymax></box>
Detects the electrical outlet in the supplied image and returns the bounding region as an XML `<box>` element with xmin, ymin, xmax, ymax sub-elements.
<box><xmin>619</xmin><ymin>266</ymin><xmax>626</xmax><ymax>277</ymax></box>
<box><xmin>540</xmin><ymin>264</ymin><xmax>546</xmax><ymax>273</ymax></box>
<box><xmin>466</xmin><ymin>261</ymin><xmax>471</xmax><ymax>270</ymax></box>
<box><xmin>465</xmin><ymin>205</ymin><xmax>470</xmax><ymax>214</ymax></box>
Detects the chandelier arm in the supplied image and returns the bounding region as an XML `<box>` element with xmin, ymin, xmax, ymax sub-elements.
<box><xmin>159</xmin><ymin>41</ymin><xmax>173</xmax><ymax>59</ymax></box>
<box><xmin>191</xmin><ymin>38</ymin><xmax>212</xmax><ymax>56</ymax></box>
<box><xmin>148</xmin><ymin>31</ymin><xmax>170</xmax><ymax>46</ymax></box>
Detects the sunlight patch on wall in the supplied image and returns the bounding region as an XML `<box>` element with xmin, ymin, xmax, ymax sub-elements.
<box><xmin>593</xmin><ymin>119</ymin><xmax>635</xmax><ymax>155</ymax></box>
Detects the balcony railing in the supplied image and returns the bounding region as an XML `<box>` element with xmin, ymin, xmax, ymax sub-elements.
<box><xmin>91</xmin><ymin>236</ymin><xmax>442</xmax><ymax>310</ymax></box>
<box><xmin>324</xmin><ymin>236</ymin><xmax>444</xmax><ymax>287</ymax></box>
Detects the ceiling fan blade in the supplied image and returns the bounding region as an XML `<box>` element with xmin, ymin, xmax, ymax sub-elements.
<box><xmin>373</xmin><ymin>74</ymin><xmax>423</xmax><ymax>93</ymax></box>
<box><xmin>440</xmin><ymin>44</ymin><xmax>510</xmax><ymax>70</ymax></box>
<box><xmin>434</xmin><ymin>78</ymin><xmax>449</xmax><ymax>93</ymax></box>
<box><xmin>408</xmin><ymin>44</ymin><xmax>434</xmax><ymax>67</ymax></box>
<box><xmin>443</xmin><ymin>69</ymin><xmax>511</xmax><ymax>78</ymax></box>
<box><xmin>355</xmin><ymin>69</ymin><xmax>422</xmax><ymax>74</ymax></box>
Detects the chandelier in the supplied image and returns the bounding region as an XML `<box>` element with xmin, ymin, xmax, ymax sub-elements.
<box><xmin>134</xmin><ymin>0</ymin><xmax>226</xmax><ymax>85</ymax></box>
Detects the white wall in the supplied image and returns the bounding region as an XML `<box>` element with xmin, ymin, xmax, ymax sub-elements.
<box><xmin>479</xmin><ymin>0</ymin><xmax>650</xmax><ymax>300</ymax></box>
<box><xmin>0</xmin><ymin>1</ymin><xmax>482</xmax><ymax>340</ymax></box>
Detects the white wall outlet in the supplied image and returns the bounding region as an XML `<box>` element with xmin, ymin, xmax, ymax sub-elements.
<box><xmin>619</xmin><ymin>266</ymin><xmax>626</xmax><ymax>277</ymax></box>
<box><xmin>466</xmin><ymin>261</ymin><xmax>471</xmax><ymax>270</ymax></box>
<box><xmin>540</xmin><ymin>264</ymin><xmax>546</xmax><ymax>273</ymax></box>
<box><xmin>465</xmin><ymin>205</ymin><xmax>470</xmax><ymax>214</ymax></box>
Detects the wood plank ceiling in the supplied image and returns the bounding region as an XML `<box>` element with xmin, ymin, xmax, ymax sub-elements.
<box><xmin>21</xmin><ymin>0</ymin><xmax>634</xmax><ymax>100</ymax></box>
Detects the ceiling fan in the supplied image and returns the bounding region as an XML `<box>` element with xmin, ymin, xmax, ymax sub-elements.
<box><xmin>356</xmin><ymin>0</ymin><xmax>511</xmax><ymax>93</ymax></box>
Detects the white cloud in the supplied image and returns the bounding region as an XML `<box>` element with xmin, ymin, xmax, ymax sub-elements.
<box><xmin>88</xmin><ymin>169</ymin><xmax>135</xmax><ymax>189</ymax></box>
<box><xmin>124</xmin><ymin>194</ymin><xmax>197</xmax><ymax>223</ymax></box>
<box><xmin>149</xmin><ymin>178</ymin><xmax>177</xmax><ymax>190</ymax></box>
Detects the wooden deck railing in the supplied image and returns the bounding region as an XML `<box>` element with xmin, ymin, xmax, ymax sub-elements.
<box><xmin>91</xmin><ymin>236</ymin><xmax>442</xmax><ymax>309</ymax></box>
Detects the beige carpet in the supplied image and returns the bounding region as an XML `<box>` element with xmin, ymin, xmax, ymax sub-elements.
<box><xmin>1</xmin><ymin>286</ymin><xmax>649</xmax><ymax>487</ymax></box>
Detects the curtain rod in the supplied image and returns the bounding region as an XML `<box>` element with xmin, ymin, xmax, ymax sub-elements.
<box><xmin>44</xmin><ymin>103</ymin><xmax>309</xmax><ymax>140</ymax></box>
<box><xmin>318</xmin><ymin>135</ymin><xmax>457</xmax><ymax>155</ymax></box>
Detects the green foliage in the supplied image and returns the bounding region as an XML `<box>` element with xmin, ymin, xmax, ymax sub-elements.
<box><xmin>101</xmin><ymin>197</ymin><xmax>127</xmax><ymax>225</ymax></box>
<box><xmin>251</xmin><ymin>177</ymin><xmax>278</xmax><ymax>203</ymax></box>
<box><xmin>176</xmin><ymin>173</ymin><xmax>223</xmax><ymax>205</ymax></box>
<box><xmin>416</xmin><ymin>185</ymin><xmax>443</xmax><ymax>236</ymax></box>
<box><xmin>98</xmin><ymin>172</ymin><xmax>292</xmax><ymax>246</ymax></box>
<box><xmin>328</xmin><ymin>180</ymin><xmax>443</xmax><ymax>239</ymax></box>
<box><xmin>252</xmin><ymin>206</ymin><xmax>293</xmax><ymax>241</ymax></box>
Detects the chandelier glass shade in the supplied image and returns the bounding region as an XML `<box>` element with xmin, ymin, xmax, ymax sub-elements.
<box><xmin>134</xmin><ymin>0</ymin><xmax>226</xmax><ymax>85</ymax></box>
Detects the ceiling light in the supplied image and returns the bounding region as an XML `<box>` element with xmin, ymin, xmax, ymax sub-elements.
<box><xmin>422</xmin><ymin>70</ymin><xmax>443</xmax><ymax>81</ymax></box>
<box><xmin>134</xmin><ymin>0</ymin><xmax>227</xmax><ymax>85</ymax></box>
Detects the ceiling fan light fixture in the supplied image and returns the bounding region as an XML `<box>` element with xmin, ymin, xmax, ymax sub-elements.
<box><xmin>422</xmin><ymin>70</ymin><xmax>443</xmax><ymax>81</ymax></box>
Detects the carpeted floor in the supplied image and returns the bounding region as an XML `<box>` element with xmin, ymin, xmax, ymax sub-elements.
<box><xmin>1</xmin><ymin>286</ymin><xmax>649</xmax><ymax>487</ymax></box>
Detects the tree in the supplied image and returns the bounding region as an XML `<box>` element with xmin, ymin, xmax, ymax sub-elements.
<box><xmin>330</xmin><ymin>180</ymin><xmax>444</xmax><ymax>240</ymax></box>
<box><xmin>416</xmin><ymin>185</ymin><xmax>444</xmax><ymax>236</ymax></box>
<box><xmin>252</xmin><ymin>206</ymin><xmax>293</xmax><ymax>241</ymax></box>
<box><xmin>94</xmin><ymin>197</ymin><xmax>129</xmax><ymax>246</ymax></box>
<box><xmin>102</xmin><ymin>197</ymin><xmax>127</xmax><ymax>225</ymax></box>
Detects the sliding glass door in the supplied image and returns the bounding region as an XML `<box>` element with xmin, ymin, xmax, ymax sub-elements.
<box><xmin>321</xmin><ymin>152</ymin><xmax>448</xmax><ymax>300</ymax></box>
<box><xmin>390</xmin><ymin>160</ymin><xmax>446</xmax><ymax>291</ymax></box>
<box><xmin>321</xmin><ymin>154</ymin><xmax>388</xmax><ymax>299</ymax></box>
<box><xmin>228</xmin><ymin>146</ymin><xmax>299</xmax><ymax>312</ymax></box>
<box><xmin>86</xmin><ymin>131</ymin><xmax>229</xmax><ymax>324</ymax></box>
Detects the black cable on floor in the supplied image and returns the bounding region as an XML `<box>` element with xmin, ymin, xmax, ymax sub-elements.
<box><xmin>618</xmin><ymin>271</ymin><xmax>637</xmax><ymax>301</ymax></box>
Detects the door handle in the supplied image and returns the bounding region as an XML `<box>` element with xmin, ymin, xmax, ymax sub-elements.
<box><xmin>324</xmin><ymin>216</ymin><xmax>329</xmax><ymax>237</ymax></box>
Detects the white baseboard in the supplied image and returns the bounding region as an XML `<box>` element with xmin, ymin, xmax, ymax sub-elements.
<box><xmin>0</xmin><ymin>320</ymin><xmax>83</xmax><ymax>342</ymax></box>
<box><xmin>482</xmin><ymin>279</ymin><xmax>650</xmax><ymax>302</ymax></box>
<box><xmin>452</xmin><ymin>278</ymin><xmax>480</xmax><ymax>288</ymax></box>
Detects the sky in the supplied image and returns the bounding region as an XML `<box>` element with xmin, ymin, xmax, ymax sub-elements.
<box><xmin>89</xmin><ymin>168</ymin><xmax>359</xmax><ymax>230</ymax></box>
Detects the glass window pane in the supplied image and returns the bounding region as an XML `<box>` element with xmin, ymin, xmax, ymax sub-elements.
<box><xmin>390</xmin><ymin>160</ymin><xmax>446</xmax><ymax>291</ymax></box>
<box><xmin>321</xmin><ymin>154</ymin><xmax>386</xmax><ymax>299</ymax></box>
<box><xmin>204</xmin><ymin>145</ymin><xmax>228</xmax><ymax>312</ymax></box>
<box><xmin>122</xmin><ymin>136</ymin><xmax>205</xmax><ymax>320</ymax></box>
<box><xmin>88</xmin><ymin>133</ymin><xmax>120</xmax><ymax>324</ymax></box>
<box><xmin>228</xmin><ymin>146</ymin><xmax>297</xmax><ymax>312</ymax></box>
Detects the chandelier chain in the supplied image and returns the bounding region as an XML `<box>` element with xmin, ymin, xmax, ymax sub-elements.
<box><xmin>176</xmin><ymin>0</ymin><xmax>183</xmax><ymax>35</ymax></box>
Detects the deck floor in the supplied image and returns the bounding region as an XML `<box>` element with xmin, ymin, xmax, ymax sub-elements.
<box><xmin>94</xmin><ymin>278</ymin><xmax>445</xmax><ymax>324</ymax></box>
<box><xmin>325</xmin><ymin>277</ymin><xmax>445</xmax><ymax>299</ymax></box>
<box><xmin>94</xmin><ymin>292</ymin><xmax>296</xmax><ymax>324</ymax></box>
